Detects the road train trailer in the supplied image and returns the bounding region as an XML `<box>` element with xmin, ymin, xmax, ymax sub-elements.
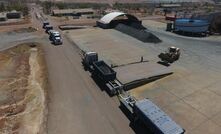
<box><xmin>82</xmin><ymin>52</ymin><xmax>123</xmax><ymax>96</ymax></box>
<box><xmin>119</xmin><ymin>94</ymin><xmax>185</xmax><ymax>134</ymax></box>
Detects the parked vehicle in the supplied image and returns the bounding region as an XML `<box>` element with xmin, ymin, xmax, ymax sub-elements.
<box><xmin>45</xmin><ymin>25</ymin><xmax>53</xmax><ymax>33</ymax></box>
<box><xmin>82</xmin><ymin>52</ymin><xmax>122</xmax><ymax>96</ymax></box>
<box><xmin>43</xmin><ymin>21</ymin><xmax>49</xmax><ymax>29</ymax></box>
<box><xmin>49</xmin><ymin>30</ymin><xmax>60</xmax><ymax>40</ymax></box>
<box><xmin>52</xmin><ymin>36</ymin><xmax>63</xmax><ymax>45</ymax></box>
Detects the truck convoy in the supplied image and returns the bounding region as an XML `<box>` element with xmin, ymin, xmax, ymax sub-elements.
<box><xmin>42</xmin><ymin>21</ymin><xmax>63</xmax><ymax>45</ymax></box>
<box><xmin>119</xmin><ymin>93</ymin><xmax>185</xmax><ymax>134</ymax></box>
<box><xmin>82</xmin><ymin>52</ymin><xmax>123</xmax><ymax>96</ymax></box>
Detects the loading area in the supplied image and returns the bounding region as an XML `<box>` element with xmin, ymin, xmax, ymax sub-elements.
<box><xmin>114</xmin><ymin>62</ymin><xmax>173</xmax><ymax>90</ymax></box>
<box><xmin>67</xmin><ymin>27</ymin><xmax>172</xmax><ymax>91</ymax></box>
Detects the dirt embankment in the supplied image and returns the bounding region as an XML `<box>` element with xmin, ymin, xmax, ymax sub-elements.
<box><xmin>0</xmin><ymin>43</ymin><xmax>48</xmax><ymax>134</ymax></box>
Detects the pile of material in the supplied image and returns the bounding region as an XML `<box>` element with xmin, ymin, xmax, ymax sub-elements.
<box><xmin>115</xmin><ymin>23</ymin><xmax>161</xmax><ymax>43</ymax></box>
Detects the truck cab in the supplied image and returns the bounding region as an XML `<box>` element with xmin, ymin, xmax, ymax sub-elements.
<box><xmin>49</xmin><ymin>30</ymin><xmax>60</xmax><ymax>40</ymax></box>
<box><xmin>48</xmin><ymin>30</ymin><xmax>62</xmax><ymax>45</ymax></box>
<box><xmin>52</xmin><ymin>36</ymin><xmax>63</xmax><ymax>45</ymax></box>
<box><xmin>43</xmin><ymin>21</ymin><xmax>49</xmax><ymax>29</ymax></box>
<box><xmin>82</xmin><ymin>52</ymin><xmax>98</xmax><ymax>69</ymax></box>
<box><xmin>45</xmin><ymin>25</ymin><xmax>53</xmax><ymax>33</ymax></box>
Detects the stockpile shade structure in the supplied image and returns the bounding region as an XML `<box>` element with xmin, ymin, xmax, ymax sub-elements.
<box><xmin>174</xmin><ymin>19</ymin><xmax>209</xmax><ymax>33</ymax></box>
<box><xmin>97</xmin><ymin>12</ymin><xmax>161</xmax><ymax>43</ymax></box>
<box><xmin>97</xmin><ymin>12</ymin><xmax>141</xmax><ymax>29</ymax></box>
<box><xmin>115</xmin><ymin>24</ymin><xmax>161</xmax><ymax>43</ymax></box>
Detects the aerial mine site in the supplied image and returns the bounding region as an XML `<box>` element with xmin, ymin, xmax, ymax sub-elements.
<box><xmin>0</xmin><ymin>0</ymin><xmax>220</xmax><ymax>134</ymax></box>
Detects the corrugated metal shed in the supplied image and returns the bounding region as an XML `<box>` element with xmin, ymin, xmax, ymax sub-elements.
<box><xmin>97</xmin><ymin>12</ymin><xmax>140</xmax><ymax>29</ymax></box>
<box><xmin>0</xmin><ymin>12</ymin><xmax>7</xmax><ymax>21</ymax></box>
<box><xmin>6</xmin><ymin>10</ymin><xmax>21</xmax><ymax>19</ymax></box>
<box><xmin>134</xmin><ymin>99</ymin><xmax>185</xmax><ymax>134</ymax></box>
<box><xmin>99</xmin><ymin>12</ymin><xmax>126</xmax><ymax>24</ymax></box>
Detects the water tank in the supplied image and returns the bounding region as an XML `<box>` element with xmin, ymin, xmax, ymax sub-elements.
<box><xmin>174</xmin><ymin>18</ymin><xmax>209</xmax><ymax>33</ymax></box>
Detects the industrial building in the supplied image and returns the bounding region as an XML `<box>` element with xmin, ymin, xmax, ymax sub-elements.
<box><xmin>6</xmin><ymin>10</ymin><xmax>22</xmax><ymax>19</ymax></box>
<box><xmin>97</xmin><ymin>12</ymin><xmax>161</xmax><ymax>43</ymax></box>
<box><xmin>52</xmin><ymin>8</ymin><xmax>94</xmax><ymax>17</ymax></box>
<box><xmin>0</xmin><ymin>13</ymin><xmax>7</xmax><ymax>21</ymax></box>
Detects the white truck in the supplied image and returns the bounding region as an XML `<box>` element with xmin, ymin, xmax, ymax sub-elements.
<box><xmin>49</xmin><ymin>30</ymin><xmax>63</xmax><ymax>45</ymax></box>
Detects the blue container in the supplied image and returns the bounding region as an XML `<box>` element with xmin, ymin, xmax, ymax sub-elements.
<box><xmin>174</xmin><ymin>18</ymin><xmax>209</xmax><ymax>33</ymax></box>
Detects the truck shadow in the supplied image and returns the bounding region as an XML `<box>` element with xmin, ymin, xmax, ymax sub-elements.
<box><xmin>157</xmin><ymin>61</ymin><xmax>170</xmax><ymax>67</ymax></box>
<box><xmin>91</xmin><ymin>74</ymin><xmax>115</xmax><ymax>97</ymax></box>
<box><xmin>119</xmin><ymin>105</ymin><xmax>153</xmax><ymax>134</ymax></box>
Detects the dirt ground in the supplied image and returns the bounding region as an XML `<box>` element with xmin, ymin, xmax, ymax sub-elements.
<box><xmin>0</xmin><ymin>43</ymin><xmax>48</xmax><ymax>134</ymax></box>
<box><xmin>50</xmin><ymin>16</ymin><xmax>97</xmax><ymax>27</ymax></box>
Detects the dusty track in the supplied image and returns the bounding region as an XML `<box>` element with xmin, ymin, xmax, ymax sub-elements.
<box><xmin>0</xmin><ymin>43</ymin><xmax>48</xmax><ymax>134</ymax></box>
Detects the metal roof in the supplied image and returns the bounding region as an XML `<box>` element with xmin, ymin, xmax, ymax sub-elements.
<box><xmin>100</xmin><ymin>12</ymin><xmax>125</xmax><ymax>24</ymax></box>
<box><xmin>52</xmin><ymin>8</ymin><xmax>94</xmax><ymax>15</ymax></box>
<box><xmin>99</xmin><ymin>12</ymin><xmax>139</xmax><ymax>24</ymax></box>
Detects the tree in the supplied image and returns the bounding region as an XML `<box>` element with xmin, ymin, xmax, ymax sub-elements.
<box><xmin>0</xmin><ymin>3</ymin><xmax>6</xmax><ymax>12</ymax></box>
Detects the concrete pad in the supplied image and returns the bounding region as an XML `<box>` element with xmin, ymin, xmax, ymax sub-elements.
<box><xmin>184</xmin><ymin>72</ymin><xmax>220</xmax><ymax>91</ymax></box>
<box><xmin>207</xmin><ymin>82</ymin><xmax>221</xmax><ymax>96</ymax></box>
<box><xmin>149</xmin><ymin>72</ymin><xmax>202</xmax><ymax>99</ymax></box>
<box><xmin>67</xmin><ymin>28</ymin><xmax>157</xmax><ymax>66</ymax></box>
<box><xmin>131</xmin><ymin>83</ymin><xmax>179</xmax><ymax>108</ymax></box>
<box><xmin>164</xmin><ymin>100</ymin><xmax>207</xmax><ymax>131</ymax></box>
<box><xmin>192</xmin><ymin>120</ymin><xmax>221</xmax><ymax>134</ymax></box>
<box><xmin>114</xmin><ymin>62</ymin><xmax>172</xmax><ymax>89</ymax></box>
<box><xmin>183</xmin><ymin>89</ymin><xmax>221</xmax><ymax>118</ymax></box>
<box><xmin>211</xmin><ymin>112</ymin><xmax>221</xmax><ymax>127</ymax></box>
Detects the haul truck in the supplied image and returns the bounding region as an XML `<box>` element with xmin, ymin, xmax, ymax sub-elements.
<box><xmin>119</xmin><ymin>94</ymin><xmax>185</xmax><ymax>134</ymax></box>
<box><xmin>82</xmin><ymin>52</ymin><xmax>123</xmax><ymax>96</ymax></box>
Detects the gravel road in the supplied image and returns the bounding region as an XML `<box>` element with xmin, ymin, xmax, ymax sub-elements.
<box><xmin>30</xmin><ymin>5</ymin><xmax>137</xmax><ymax>134</ymax></box>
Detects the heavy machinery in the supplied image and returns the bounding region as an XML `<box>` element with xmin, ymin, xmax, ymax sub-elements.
<box><xmin>159</xmin><ymin>46</ymin><xmax>180</xmax><ymax>64</ymax></box>
<box><xmin>82</xmin><ymin>52</ymin><xmax>123</xmax><ymax>96</ymax></box>
<box><xmin>119</xmin><ymin>93</ymin><xmax>185</xmax><ymax>134</ymax></box>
